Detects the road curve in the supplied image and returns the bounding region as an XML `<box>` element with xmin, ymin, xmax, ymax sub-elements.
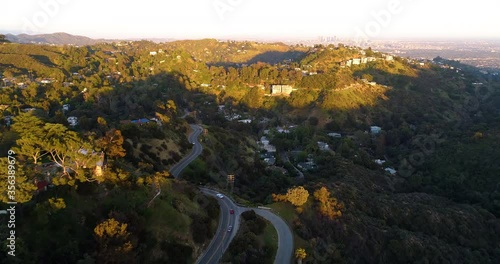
<box><xmin>198</xmin><ymin>188</ymin><xmax>294</xmax><ymax>264</ymax></box>
<box><xmin>254</xmin><ymin>208</ymin><xmax>293</xmax><ymax>264</ymax></box>
<box><xmin>170</xmin><ymin>125</ymin><xmax>294</xmax><ymax>263</ymax></box>
<box><xmin>196</xmin><ymin>188</ymin><xmax>240</xmax><ymax>264</ymax></box>
<box><xmin>169</xmin><ymin>124</ymin><xmax>203</xmax><ymax>178</ymax></box>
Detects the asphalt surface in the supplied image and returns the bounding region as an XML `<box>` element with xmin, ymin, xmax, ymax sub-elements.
<box><xmin>254</xmin><ymin>209</ymin><xmax>293</xmax><ymax>264</ymax></box>
<box><xmin>197</xmin><ymin>188</ymin><xmax>294</xmax><ymax>264</ymax></box>
<box><xmin>196</xmin><ymin>188</ymin><xmax>239</xmax><ymax>264</ymax></box>
<box><xmin>169</xmin><ymin>124</ymin><xmax>203</xmax><ymax>178</ymax></box>
<box><xmin>168</xmin><ymin>124</ymin><xmax>293</xmax><ymax>264</ymax></box>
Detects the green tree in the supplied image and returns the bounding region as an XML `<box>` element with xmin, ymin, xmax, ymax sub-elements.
<box><xmin>0</xmin><ymin>158</ymin><xmax>36</xmax><ymax>203</ymax></box>
<box><xmin>12</xmin><ymin>113</ymin><xmax>47</xmax><ymax>165</ymax></box>
<box><xmin>96</xmin><ymin>129</ymin><xmax>126</xmax><ymax>158</ymax></box>
<box><xmin>41</xmin><ymin>123</ymin><xmax>98</xmax><ymax>181</ymax></box>
<box><xmin>242</xmin><ymin>87</ymin><xmax>264</xmax><ymax>109</ymax></box>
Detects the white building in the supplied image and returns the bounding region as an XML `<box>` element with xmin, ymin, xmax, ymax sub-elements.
<box><xmin>317</xmin><ymin>141</ymin><xmax>330</xmax><ymax>151</ymax></box>
<box><xmin>150</xmin><ymin>51</ymin><xmax>157</xmax><ymax>56</ymax></box>
<box><xmin>62</xmin><ymin>104</ymin><xmax>70</xmax><ymax>111</ymax></box>
<box><xmin>276</xmin><ymin>126</ymin><xmax>290</xmax><ymax>133</ymax></box>
<box><xmin>271</xmin><ymin>85</ymin><xmax>293</xmax><ymax>95</ymax></box>
<box><xmin>264</xmin><ymin>144</ymin><xmax>277</xmax><ymax>153</ymax></box>
<box><xmin>328</xmin><ymin>132</ymin><xmax>342</xmax><ymax>138</ymax></box>
<box><xmin>370</xmin><ymin>126</ymin><xmax>382</xmax><ymax>135</ymax></box>
<box><xmin>385</xmin><ymin>167</ymin><xmax>397</xmax><ymax>175</ymax></box>
<box><xmin>67</xmin><ymin>116</ymin><xmax>78</xmax><ymax>127</ymax></box>
<box><xmin>238</xmin><ymin>119</ymin><xmax>252</xmax><ymax>124</ymax></box>
<box><xmin>260</xmin><ymin>136</ymin><xmax>270</xmax><ymax>145</ymax></box>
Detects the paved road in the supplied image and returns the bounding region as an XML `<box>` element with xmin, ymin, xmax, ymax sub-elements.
<box><xmin>197</xmin><ymin>188</ymin><xmax>294</xmax><ymax>264</ymax></box>
<box><xmin>254</xmin><ymin>208</ymin><xmax>293</xmax><ymax>264</ymax></box>
<box><xmin>169</xmin><ymin>124</ymin><xmax>203</xmax><ymax>178</ymax></box>
<box><xmin>196</xmin><ymin>188</ymin><xmax>240</xmax><ymax>264</ymax></box>
<box><xmin>280</xmin><ymin>151</ymin><xmax>304</xmax><ymax>179</ymax></box>
<box><xmin>169</xmin><ymin>124</ymin><xmax>294</xmax><ymax>264</ymax></box>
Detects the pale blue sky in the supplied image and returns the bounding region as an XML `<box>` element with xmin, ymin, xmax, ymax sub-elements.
<box><xmin>1</xmin><ymin>0</ymin><xmax>499</xmax><ymax>40</ymax></box>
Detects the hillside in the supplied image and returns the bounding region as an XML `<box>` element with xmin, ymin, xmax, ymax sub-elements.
<box><xmin>0</xmin><ymin>40</ymin><xmax>499</xmax><ymax>263</ymax></box>
<box><xmin>5</xmin><ymin>32</ymin><xmax>103</xmax><ymax>46</ymax></box>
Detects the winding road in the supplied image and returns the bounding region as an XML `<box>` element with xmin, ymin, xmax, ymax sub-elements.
<box><xmin>170</xmin><ymin>123</ymin><xmax>293</xmax><ymax>264</ymax></box>
<box><xmin>196</xmin><ymin>189</ymin><xmax>293</xmax><ymax>264</ymax></box>
<box><xmin>169</xmin><ymin>124</ymin><xmax>204</xmax><ymax>178</ymax></box>
<box><xmin>196</xmin><ymin>188</ymin><xmax>241</xmax><ymax>264</ymax></box>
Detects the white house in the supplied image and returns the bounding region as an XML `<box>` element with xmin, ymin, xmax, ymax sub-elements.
<box><xmin>352</xmin><ymin>58</ymin><xmax>361</xmax><ymax>65</ymax></box>
<box><xmin>271</xmin><ymin>85</ymin><xmax>293</xmax><ymax>95</ymax></box>
<box><xmin>370</xmin><ymin>126</ymin><xmax>382</xmax><ymax>135</ymax></box>
<box><xmin>374</xmin><ymin>159</ymin><xmax>386</xmax><ymax>165</ymax></box>
<box><xmin>260</xmin><ymin>136</ymin><xmax>270</xmax><ymax>146</ymax></box>
<box><xmin>385</xmin><ymin>167</ymin><xmax>397</xmax><ymax>175</ymax></box>
<box><xmin>264</xmin><ymin>144</ymin><xmax>277</xmax><ymax>153</ymax></box>
<box><xmin>150</xmin><ymin>51</ymin><xmax>157</xmax><ymax>56</ymax></box>
<box><xmin>317</xmin><ymin>141</ymin><xmax>330</xmax><ymax>151</ymax></box>
<box><xmin>238</xmin><ymin>119</ymin><xmax>252</xmax><ymax>124</ymax></box>
<box><xmin>62</xmin><ymin>104</ymin><xmax>70</xmax><ymax>111</ymax></box>
<box><xmin>328</xmin><ymin>132</ymin><xmax>342</xmax><ymax>138</ymax></box>
<box><xmin>276</xmin><ymin>126</ymin><xmax>290</xmax><ymax>133</ymax></box>
<box><xmin>67</xmin><ymin>116</ymin><xmax>78</xmax><ymax>127</ymax></box>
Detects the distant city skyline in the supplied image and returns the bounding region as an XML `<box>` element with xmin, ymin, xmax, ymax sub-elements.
<box><xmin>1</xmin><ymin>0</ymin><xmax>500</xmax><ymax>40</ymax></box>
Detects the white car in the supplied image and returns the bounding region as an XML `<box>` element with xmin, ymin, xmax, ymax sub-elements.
<box><xmin>216</xmin><ymin>193</ymin><xmax>224</xmax><ymax>199</ymax></box>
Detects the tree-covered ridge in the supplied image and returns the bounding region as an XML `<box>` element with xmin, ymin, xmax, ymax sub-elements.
<box><xmin>0</xmin><ymin>39</ymin><xmax>499</xmax><ymax>263</ymax></box>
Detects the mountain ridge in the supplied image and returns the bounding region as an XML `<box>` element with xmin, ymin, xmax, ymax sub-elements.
<box><xmin>4</xmin><ymin>32</ymin><xmax>176</xmax><ymax>45</ymax></box>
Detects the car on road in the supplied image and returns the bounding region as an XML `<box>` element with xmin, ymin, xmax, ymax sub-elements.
<box><xmin>227</xmin><ymin>225</ymin><xmax>232</xmax><ymax>232</ymax></box>
<box><xmin>216</xmin><ymin>193</ymin><xmax>224</xmax><ymax>199</ymax></box>
<box><xmin>229</xmin><ymin>209</ymin><xmax>234</xmax><ymax>214</ymax></box>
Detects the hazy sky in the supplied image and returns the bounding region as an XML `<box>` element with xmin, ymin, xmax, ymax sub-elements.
<box><xmin>1</xmin><ymin>0</ymin><xmax>499</xmax><ymax>40</ymax></box>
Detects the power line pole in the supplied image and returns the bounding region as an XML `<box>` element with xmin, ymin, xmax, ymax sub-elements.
<box><xmin>227</xmin><ymin>174</ymin><xmax>235</xmax><ymax>194</ymax></box>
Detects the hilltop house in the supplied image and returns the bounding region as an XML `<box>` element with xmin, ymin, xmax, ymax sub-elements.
<box><xmin>271</xmin><ymin>85</ymin><xmax>293</xmax><ymax>96</ymax></box>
